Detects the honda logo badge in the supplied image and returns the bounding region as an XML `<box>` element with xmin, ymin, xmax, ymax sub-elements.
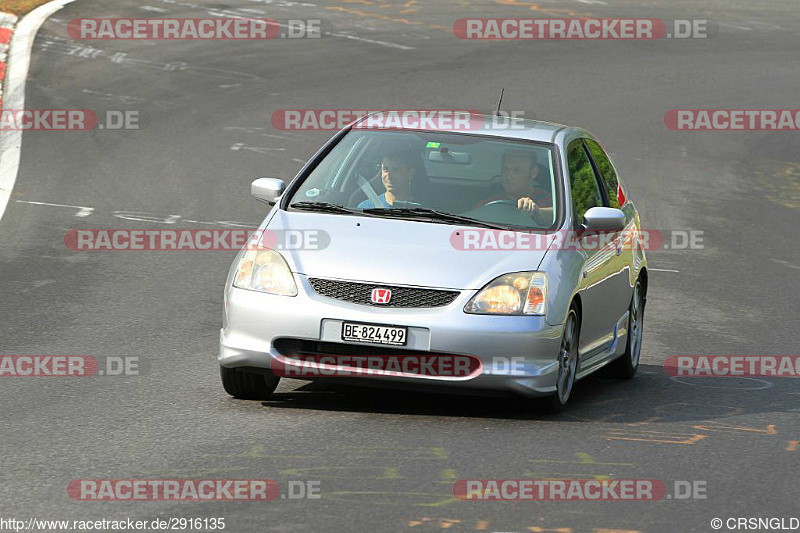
<box><xmin>370</xmin><ymin>288</ymin><xmax>392</xmax><ymax>304</ymax></box>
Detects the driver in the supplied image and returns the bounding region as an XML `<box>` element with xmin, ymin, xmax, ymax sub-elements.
<box><xmin>477</xmin><ymin>149</ymin><xmax>553</xmax><ymax>221</ymax></box>
<box><xmin>357</xmin><ymin>148</ymin><xmax>419</xmax><ymax>209</ymax></box>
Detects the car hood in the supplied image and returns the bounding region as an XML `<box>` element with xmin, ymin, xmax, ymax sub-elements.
<box><xmin>264</xmin><ymin>210</ymin><xmax>552</xmax><ymax>290</ymax></box>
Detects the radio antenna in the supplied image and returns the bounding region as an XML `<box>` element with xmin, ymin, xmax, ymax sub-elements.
<box><xmin>494</xmin><ymin>88</ymin><xmax>505</xmax><ymax>117</ymax></box>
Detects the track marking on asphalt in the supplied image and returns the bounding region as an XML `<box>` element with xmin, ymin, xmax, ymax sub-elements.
<box><xmin>40</xmin><ymin>16</ymin><xmax>66</xmax><ymax>26</ymax></box>
<box><xmin>605</xmin><ymin>429</ymin><xmax>707</xmax><ymax>445</ymax></box>
<box><xmin>111</xmin><ymin>211</ymin><xmax>180</xmax><ymax>224</ymax></box>
<box><xmin>81</xmin><ymin>89</ymin><xmax>144</xmax><ymax>104</ymax></box>
<box><xmin>276</xmin><ymin>445</ymin><xmax>461</xmax><ymax>508</ymax></box>
<box><xmin>717</xmin><ymin>21</ymin><xmax>752</xmax><ymax>31</ymax></box>
<box><xmin>754</xmin><ymin>160</ymin><xmax>800</xmax><ymax>208</ymax></box>
<box><xmin>12</xmin><ymin>200</ymin><xmax>258</xmax><ymax>227</ymax></box>
<box><xmin>246</xmin><ymin>0</ymin><xmax>319</xmax><ymax>6</ymax></box>
<box><xmin>148</xmin><ymin>0</ymin><xmax>416</xmax><ymax>49</ymax></box>
<box><xmin>205</xmin><ymin>9</ymin><xmax>258</xmax><ymax>19</ymax></box>
<box><xmin>531</xmin><ymin>453</ymin><xmax>632</xmax><ymax>466</ymax></box>
<box><xmin>525</xmin><ymin>452</ymin><xmax>632</xmax><ymax>480</ymax></box>
<box><xmin>491</xmin><ymin>0</ymin><xmax>594</xmax><ymax>17</ymax></box>
<box><xmin>669</xmin><ymin>376</ymin><xmax>774</xmax><ymax>390</ymax></box>
<box><xmin>692</xmin><ymin>422</ymin><xmax>776</xmax><ymax>435</ymax></box>
<box><xmin>570</xmin><ymin>404</ymin><xmax>788</xmax><ymax>447</ymax></box>
<box><xmin>745</xmin><ymin>20</ymin><xmax>783</xmax><ymax>30</ymax></box>
<box><xmin>37</xmin><ymin>39</ymin><xmax>262</xmax><ymax>81</ymax></box>
<box><xmin>236</xmin><ymin>8</ymin><xmax>270</xmax><ymax>16</ymax></box>
<box><xmin>325</xmin><ymin>6</ymin><xmax>425</xmax><ymax>27</ymax></box>
<box><xmin>155</xmin><ymin>0</ymin><xmax>319</xmax><ymax>14</ymax></box>
<box><xmin>223</xmin><ymin>126</ymin><xmax>296</xmax><ymax>140</ymax></box>
<box><xmin>0</xmin><ymin>0</ymin><xmax>76</xmax><ymax>223</ymax></box>
<box><xmin>649</xmin><ymin>268</ymin><xmax>679</xmax><ymax>273</ymax></box>
<box><xmin>770</xmin><ymin>258</ymin><xmax>800</xmax><ymax>270</ymax></box>
<box><xmin>231</xmin><ymin>143</ymin><xmax>286</xmax><ymax>153</ymax></box>
<box><xmin>15</xmin><ymin>199</ymin><xmax>94</xmax><ymax>217</ymax></box>
<box><xmin>325</xmin><ymin>31</ymin><xmax>415</xmax><ymax>50</ymax></box>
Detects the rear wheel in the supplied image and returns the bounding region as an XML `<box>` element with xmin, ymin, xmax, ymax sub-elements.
<box><xmin>220</xmin><ymin>366</ymin><xmax>279</xmax><ymax>400</ymax></box>
<box><xmin>539</xmin><ymin>304</ymin><xmax>580</xmax><ymax>414</ymax></box>
<box><xmin>608</xmin><ymin>279</ymin><xmax>645</xmax><ymax>379</ymax></box>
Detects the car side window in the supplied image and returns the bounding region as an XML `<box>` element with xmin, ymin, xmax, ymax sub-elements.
<box><xmin>584</xmin><ymin>139</ymin><xmax>622</xmax><ymax>209</ymax></box>
<box><xmin>567</xmin><ymin>139</ymin><xmax>603</xmax><ymax>225</ymax></box>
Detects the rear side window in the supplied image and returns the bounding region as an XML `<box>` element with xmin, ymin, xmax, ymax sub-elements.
<box><xmin>584</xmin><ymin>139</ymin><xmax>623</xmax><ymax>208</ymax></box>
<box><xmin>566</xmin><ymin>139</ymin><xmax>603</xmax><ymax>224</ymax></box>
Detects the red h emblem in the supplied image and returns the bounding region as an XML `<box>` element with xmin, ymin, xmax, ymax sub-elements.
<box><xmin>370</xmin><ymin>288</ymin><xmax>392</xmax><ymax>304</ymax></box>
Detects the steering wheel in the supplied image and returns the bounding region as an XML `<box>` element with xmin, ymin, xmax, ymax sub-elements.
<box><xmin>481</xmin><ymin>200</ymin><xmax>518</xmax><ymax>208</ymax></box>
<box><xmin>467</xmin><ymin>199</ymin><xmax>540</xmax><ymax>226</ymax></box>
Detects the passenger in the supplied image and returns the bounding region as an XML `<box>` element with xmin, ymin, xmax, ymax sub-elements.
<box><xmin>478</xmin><ymin>149</ymin><xmax>554</xmax><ymax>221</ymax></box>
<box><xmin>357</xmin><ymin>148</ymin><xmax>419</xmax><ymax>209</ymax></box>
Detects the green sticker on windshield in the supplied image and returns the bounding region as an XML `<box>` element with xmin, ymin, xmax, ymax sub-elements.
<box><xmin>426</xmin><ymin>142</ymin><xmax>440</xmax><ymax>149</ymax></box>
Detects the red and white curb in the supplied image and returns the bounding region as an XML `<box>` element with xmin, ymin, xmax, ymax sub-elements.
<box><xmin>0</xmin><ymin>12</ymin><xmax>19</xmax><ymax>109</ymax></box>
<box><xmin>0</xmin><ymin>0</ymin><xmax>75</xmax><ymax>222</ymax></box>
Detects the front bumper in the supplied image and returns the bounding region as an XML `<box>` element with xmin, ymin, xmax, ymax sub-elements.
<box><xmin>219</xmin><ymin>275</ymin><xmax>564</xmax><ymax>397</ymax></box>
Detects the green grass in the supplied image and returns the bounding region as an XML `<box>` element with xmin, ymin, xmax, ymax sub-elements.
<box><xmin>1</xmin><ymin>0</ymin><xmax>54</xmax><ymax>16</ymax></box>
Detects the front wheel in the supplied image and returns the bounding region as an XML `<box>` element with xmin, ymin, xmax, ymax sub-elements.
<box><xmin>539</xmin><ymin>304</ymin><xmax>580</xmax><ymax>413</ymax></box>
<box><xmin>608</xmin><ymin>279</ymin><xmax>645</xmax><ymax>379</ymax></box>
<box><xmin>220</xmin><ymin>366</ymin><xmax>279</xmax><ymax>400</ymax></box>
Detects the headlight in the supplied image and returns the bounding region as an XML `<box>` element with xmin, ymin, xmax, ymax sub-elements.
<box><xmin>464</xmin><ymin>272</ymin><xmax>547</xmax><ymax>315</ymax></box>
<box><xmin>232</xmin><ymin>248</ymin><xmax>297</xmax><ymax>296</ymax></box>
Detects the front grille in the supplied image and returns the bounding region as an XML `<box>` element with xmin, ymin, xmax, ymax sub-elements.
<box><xmin>308</xmin><ymin>278</ymin><xmax>459</xmax><ymax>308</ymax></box>
<box><xmin>274</xmin><ymin>339</ymin><xmax>476</xmax><ymax>362</ymax></box>
<box><xmin>272</xmin><ymin>339</ymin><xmax>483</xmax><ymax>378</ymax></box>
<box><xmin>274</xmin><ymin>338</ymin><xmax>436</xmax><ymax>357</ymax></box>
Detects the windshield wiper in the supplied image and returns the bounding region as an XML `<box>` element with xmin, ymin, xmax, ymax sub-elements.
<box><xmin>362</xmin><ymin>207</ymin><xmax>511</xmax><ymax>230</ymax></box>
<box><xmin>290</xmin><ymin>202</ymin><xmax>358</xmax><ymax>214</ymax></box>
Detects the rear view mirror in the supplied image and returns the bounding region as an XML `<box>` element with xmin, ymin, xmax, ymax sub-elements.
<box><xmin>582</xmin><ymin>207</ymin><xmax>626</xmax><ymax>231</ymax></box>
<box><xmin>251</xmin><ymin>178</ymin><xmax>285</xmax><ymax>205</ymax></box>
<box><xmin>427</xmin><ymin>150</ymin><xmax>471</xmax><ymax>164</ymax></box>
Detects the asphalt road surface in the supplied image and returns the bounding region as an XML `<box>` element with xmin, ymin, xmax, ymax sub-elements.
<box><xmin>1</xmin><ymin>0</ymin><xmax>798</xmax><ymax>532</ymax></box>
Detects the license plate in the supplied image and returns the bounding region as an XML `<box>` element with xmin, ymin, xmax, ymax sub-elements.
<box><xmin>341</xmin><ymin>322</ymin><xmax>407</xmax><ymax>346</ymax></box>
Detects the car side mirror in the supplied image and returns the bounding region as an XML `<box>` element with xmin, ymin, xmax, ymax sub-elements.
<box><xmin>251</xmin><ymin>178</ymin><xmax>285</xmax><ymax>205</ymax></box>
<box><xmin>582</xmin><ymin>207</ymin><xmax>626</xmax><ymax>231</ymax></box>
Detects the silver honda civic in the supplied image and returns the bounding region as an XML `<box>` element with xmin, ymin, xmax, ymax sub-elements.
<box><xmin>219</xmin><ymin>114</ymin><xmax>648</xmax><ymax>412</ymax></box>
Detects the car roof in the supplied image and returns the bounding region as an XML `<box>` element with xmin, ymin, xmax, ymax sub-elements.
<box><xmin>351</xmin><ymin>111</ymin><xmax>592</xmax><ymax>144</ymax></box>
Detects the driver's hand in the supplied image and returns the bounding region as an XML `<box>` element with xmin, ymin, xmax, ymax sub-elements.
<box><xmin>517</xmin><ymin>197</ymin><xmax>537</xmax><ymax>213</ymax></box>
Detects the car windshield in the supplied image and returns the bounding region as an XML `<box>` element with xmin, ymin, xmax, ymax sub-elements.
<box><xmin>287</xmin><ymin>130</ymin><xmax>559</xmax><ymax>229</ymax></box>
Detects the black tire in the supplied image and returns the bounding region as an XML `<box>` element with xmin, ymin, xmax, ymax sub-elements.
<box><xmin>538</xmin><ymin>303</ymin><xmax>581</xmax><ymax>414</ymax></box>
<box><xmin>220</xmin><ymin>366</ymin><xmax>279</xmax><ymax>400</ymax></box>
<box><xmin>608</xmin><ymin>279</ymin><xmax>645</xmax><ymax>379</ymax></box>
